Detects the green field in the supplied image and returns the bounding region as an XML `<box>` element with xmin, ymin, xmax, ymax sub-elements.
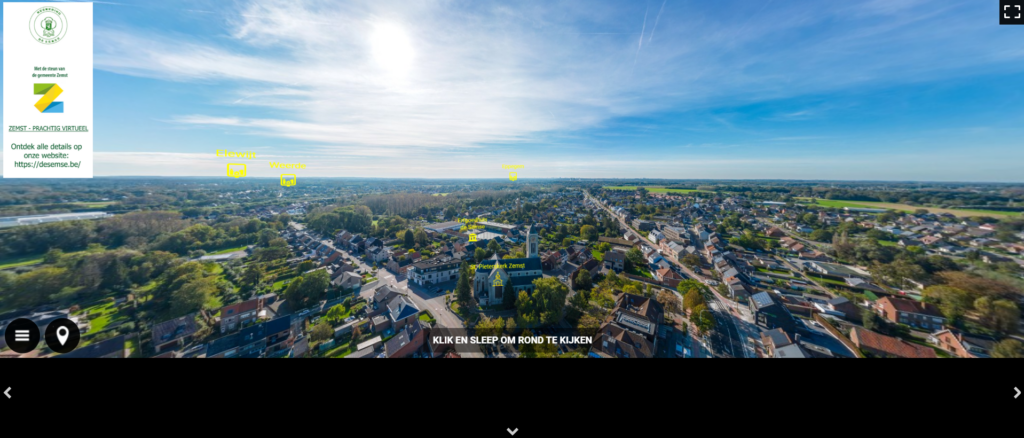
<box><xmin>432</xmin><ymin>193</ymin><xmax>450</xmax><ymax>196</ymax></box>
<box><xmin>603</xmin><ymin>186</ymin><xmax>710</xmax><ymax>194</ymax></box>
<box><xmin>208</xmin><ymin>245</ymin><xmax>248</xmax><ymax>255</ymax></box>
<box><xmin>0</xmin><ymin>254</ymin><xmax>44</xmax><ymax>269</ymax></box>
<box><xmin>76</xmin><ymin>201</ymin><xmax>117</xmax><ymax>208</ymax></box>
<box><xmin>798</xmin><ymin>198</ymin><xmax>1020</xmax><ymax>218</ymax></box>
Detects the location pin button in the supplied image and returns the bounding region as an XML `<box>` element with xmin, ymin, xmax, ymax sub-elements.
<box><xmin>56</xmin><ymin>326</ymin><xmax>69</xmax><ymax>345</ymax></box>
<box><xmin>44</xmin><ymin>318</ymin><xmax>80</xmax><ymax>354</ymax></box>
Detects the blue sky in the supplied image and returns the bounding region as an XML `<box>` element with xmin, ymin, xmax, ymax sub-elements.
<box><xmin>3</xmin><ymin>0</ymin><xmax>1024</xmax><ymax>181</ymax></box>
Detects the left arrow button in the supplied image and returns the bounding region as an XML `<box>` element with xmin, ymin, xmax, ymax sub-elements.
<box><xmin>4</xmin><ymin>387</ymin><xmax>10</xmax><ymax>399</ymax></box>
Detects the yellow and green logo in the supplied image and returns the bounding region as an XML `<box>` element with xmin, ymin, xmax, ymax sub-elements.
<box><xmin>34</xmin><ymin>84</ymin><xmax>64</xmax><ymax>113</ymax></box>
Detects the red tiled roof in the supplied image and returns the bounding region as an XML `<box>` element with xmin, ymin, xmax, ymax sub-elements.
<box><xmin>881</xmin><ymin>297</ymin><xmax>942</xmax><ymax>318</ymax></box>
<box><xmin>851</xmin><ymin>327</ymin><xmax>936</xmax><ymax>358</ymax></box>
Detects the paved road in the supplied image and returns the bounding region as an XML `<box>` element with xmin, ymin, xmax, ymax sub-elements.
<box><xmin>585</xmin><ymin>190</ymin><xmax>754</xmax><ymax>358</ymax></box>
<box><xmin>775</xmin><ymin>255</ymin><xmax>835</xmax><ymax>298</ymax></box>
<box><xmin>336</xmin><ymin>246</ymin><xmax>484</xmax><ymax>358</ymax></box>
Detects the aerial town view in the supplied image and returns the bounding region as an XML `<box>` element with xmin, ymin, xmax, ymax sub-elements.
<box><xmin>1</xmin><ymin>179</ymin><xmax>1022</xmax><ymax>360</ymax></box>
<box><xmin>2</xmin><ymin>0</ymin><xmax>1023</xmax><ymax>367</ymax></box>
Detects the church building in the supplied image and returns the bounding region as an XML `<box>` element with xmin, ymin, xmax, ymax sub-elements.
<box><xmin>473</xmin><ymin>225</ymin><xmax>543</xmax><ymax>306</ymax></box>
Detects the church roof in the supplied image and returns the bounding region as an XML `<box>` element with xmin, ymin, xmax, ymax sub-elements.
<box><xmin>510</xmin><ymin>274</ymin><xmax>542</xmax><ymax>287</ymax></box>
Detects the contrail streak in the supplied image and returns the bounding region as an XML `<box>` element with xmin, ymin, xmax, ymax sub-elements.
<box><xmin>631</xmin><ymin>4</ymin><xmax>650</xmax><ymax>77</ymax></box>
<box><xmin>649</xmin><ymin>0</ymin><xmax>667</xmax><ymax>43</ymax></box>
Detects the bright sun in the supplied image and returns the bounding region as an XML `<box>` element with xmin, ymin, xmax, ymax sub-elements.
<box><xmin>370</xmin><ymin>23</ymin><xmax>414</xmax><ymax>76</ymax></box>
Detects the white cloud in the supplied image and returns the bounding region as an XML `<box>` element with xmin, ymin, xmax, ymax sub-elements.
<box><xmin>85</xmin><ymin>0</ymin><xmax>1024</xmax><ymax>179</ymax></box>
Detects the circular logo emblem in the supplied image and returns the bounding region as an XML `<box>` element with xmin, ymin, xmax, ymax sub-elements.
<box><xmin>29</xmin><ymin>6</ymin><xmax>68</xmax><ymax>45</ymax></box>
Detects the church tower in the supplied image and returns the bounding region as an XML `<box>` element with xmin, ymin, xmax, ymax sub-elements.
<box><xmin>526</xmin><ymin>224</ymin><xmax>539</xmax><ymax>258</ymax></box>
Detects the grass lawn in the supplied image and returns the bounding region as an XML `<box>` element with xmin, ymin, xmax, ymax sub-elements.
<box><xmin>808</xmin><ymin>275</ymin><xmax>847</xmax><ymax>286</ymax></box>
<box><xmin>877</xmin><ymin>240</ymin><xmax>898</xmax><ymax>247</ymax></box>
<box><xmin>326</xmin><ymin>341</ymin><xmax>358</xmax><ymax>358</ymax></box>
<box><xmin>419</xmin><ymin>312</ymin><xmax>437</xmax><ymax>324</ymax></box>
<box><xmin>432</xmin><ymin>193</ymin><xmax>450</xmax><ymax>196</ymax></box>
<box><xmin>626</xmin><ymin>265</ymin><xmax>653</xmax><ymax>279</ymax></box>
<box><xmin>79</xmin><ymin>300</ymin><xmax>128</xmax><ymax>335</ymax></box>
<box><xmin>76</xmin><ymin>201</ymin><xmax>117</xmax><ymax>208</ymax></box>
<box><xmin>592</xmin><ymin>251</ymin><xmax>604</xmax><ymax>262</ymax></box>
<box><xmin>125</xmin><ymin>336</ymin><xmax>140</xmax><ymax>358</ymax></box>
<box><xmin>798</xmin><ymin>198</ymin><xmax>1020</xmax><ymax>218</ymax></box>
<box><xmin>272</xmin><ymin>275</ymin><xmax>297</xmax><ymax>291</ymax></box>
<box><xmin>603</xmin><ymin>186</ymin><xmax>714</xmax><ymax>194</ymax></box>
<box><xmin>208</xmin><ymin>245</ymin><xmax>248</xmax><ymax>255</ymax></box>
<box><xmin>330</xmin><ymin>301</ymin><xmax>366</xmax><ymax>320</ymax></box>
<box><xmin>756</xmin><ymin>267</ymin><xmax>792</xmax><ymax>275</ymax></box>
<box><xmin>0</xmin><ymin>254</ymin><xmax>44</xmax><ymax>269</ymax></box>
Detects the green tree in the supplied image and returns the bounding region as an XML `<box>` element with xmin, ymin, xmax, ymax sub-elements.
<box><xmin>43</xmin><ymin>248</ymin><xmax>64</xmax><ymax>265</ymax></box>
<box><xmin>862</xmin><ymin>308</ymin><xmax>881</xmax><ymax>331</ymax></box>
<box><xmin>404</xmin><ymin>229</ymin><xmax>415</xmax><ymax>248</ymax></box>
<box><xmin>580</xmin><ymin>225</ymin><xmax>598</xmax><ymax>241</ymax></box>
<box><xmin>517</xmin><ymin>277</ymin><xmax>568</xmax><ymax>327</ymax></box>
<box><xmin>101</xmin><ymin>257</ymin><xmax>130</xmax><ymax>290</ymax></box>
<box><xmin>474</xmin><ymin>247</ymin><xmax>488</xmax><ymax>263</ymax></box>
<box><xmin>622</xmin><ymin>283</ymin><xmax>641</xmax><ymax>296</ymax></box>
<box><xmin>676</xmin><ymin>279</ymin><xmax>706</xmax><ymax>296</ymax></box>
<box><xmin>325</xmin><ymin>304</ymin><xmax>346</xmax><ymax>324</ymax></box>
<box><xmin>681</xmin><ymin>254</ymin><xmax>700</xmax><ymax>268</ymax></box>
<box><xmin>991</xmin><ymin>339</ymin><xmax>1024</xmax><ymax>358</ymax></box>
<box><xmin>691</xmin><ymin>304</ymin><xmax>715</xmax><ymax>336</ymax></box>
<box><xmin>561</xmin><ymin>238</ymin><xmax>572</xmax><ymax>247</ymax></box>
<box><xmin>242</xmin><ymin>263</ymin><xmax>265</xmax><ymax>287</ymax></box>
<box><xmin>577</xmin><ymin>314</ymin><xmax>601</xmax><ymax>339</ymax></box>
<box><xmin>656</xmin><ymin>289</ymin><xmax>682</xmax><ymax>315</ymax></box>
<box><xmin>7</xmin><ymin>267</ymin><xmax>68</xmax><ymax>308</ymax></box>
<box><xmin>575</xmin><ymin>269</ymin><xmax>593</xmax><ymax>290</ymax></box>
<box><xmin>456</xmin><ymin>261</ymin><xmax>472</xmax><ymax>305</ymax></box>
<box><xmin>923</xmin><ymin>285</ymin><xmax>971</xmax><ymax>322</ymax></box>
<box><xmin>683</xmin><ymin>288</ymin><xmax>706</xmax><ymax>312</ymax></box>
<box><xmin>625</xmin><ymin>247</ymin><xmax>645</xmax><ymax>270</ymax></box>
<box><xmin>487</xmin><ymin>239</ymin><xmax>501</xmax><ymax>253</ymax></box>
<box><xmin>310</xmin><ymin>322</ymin><xmax>333</xmax><ymax>343</ymax></box>
<box><xmin>414</xmin><ymin>228</ymin><xmax>428</xmax><ymax>247</ymax></box>
<box><xmin>985</xmin><ymin>299</ymin><xmax>1021</xmax><ymax>333</ymax></box>
<box><xmin>170</xmin><ymin>276</ymin><xmax>216</xmax><ymax>317</ymax></box>
<box><xmin>296</xmin><ymin>260</ymin><xmax>314</xmax><ymax>275</ymax></box>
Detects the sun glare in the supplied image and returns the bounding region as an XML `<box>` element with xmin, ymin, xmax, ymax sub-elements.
<box><xmin>370</xmin><ymin>23</ymin><xmax>415</xmax><ymax>76</ymax></box>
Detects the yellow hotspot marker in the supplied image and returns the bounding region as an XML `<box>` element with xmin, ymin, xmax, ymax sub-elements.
<box><xmin>509</xmin><ymin>172</ymin><xmax>517</xmax><ymax>181</ymax></box>
<box><xmin>34</xmin><ymin>84</ymin><xmax>63</xmax><ymax>113</ymax></box>
<box><xmin>280</xmin><ymin>174</ymin><xmax>297</xmax><ymax>187</ymax></box>
<box><xmin>227</xmin><ymin>163</ymin><xmax>246</xmax><ymax>178</ymax></box>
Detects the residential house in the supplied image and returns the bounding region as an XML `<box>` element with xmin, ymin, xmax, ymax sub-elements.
<box><xmin>372</xmin><ymin>294</ymin><xmax>421</xmax><ymax>334</ymax></box>
<box><xmin>55</xmin><ymin>335</ymin><xmax>126</xmax><ymax>358</ymax></box>
<box><xmin>850</xmin><ymin>327</ymin><xmax>937</xmax><ymax>358</ymax></box>
<box><xmin>219</xmin><ymin>298</ymin><xmax>263</xmax><ymax>333</ymax></box>
<box><xmin>929</xmin><ymin>329</ymin><xmax>996</xmax><ymax>358</ymax></box>
<box><xmin>602</xmin><ymin>250</ymin><xmax>626</xmax><ymax>273</ymax></box>
<box><xmin>367</xmin><ymin>284</ymin><xmax>403</xmax><ymax>319</ymax></box>
<box><xmin>875</xmin><ymin>296</ymin><xmax>946</xmax><ymax>331</ymax></box>
<box><xmin>749</xmin><ymin>292</ymin><xmax>797</xmax><ymax>334</ymax></box>
<box><xmin>152</xmin><ymin>313</ymin><xmax>199</xmax><ymax>354</ymax></box>
<box><xmin>589</xmin><ymin>325</ymin><xmax>654</xmax><ymax>358</ymax></box>
<box><xmin>384</xmin><ymin>320</ymin><xmax>430</xmax><ymax>358</ymax></box>
<box><xmin>407</xmin><ymin>256</ymin><xmax>461</xmax><ymax>286</ymax></box>
<box><xmin>332</xmin><ymin>271</ymin><xmax>362</xmax><ymax>293</ymax></box>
